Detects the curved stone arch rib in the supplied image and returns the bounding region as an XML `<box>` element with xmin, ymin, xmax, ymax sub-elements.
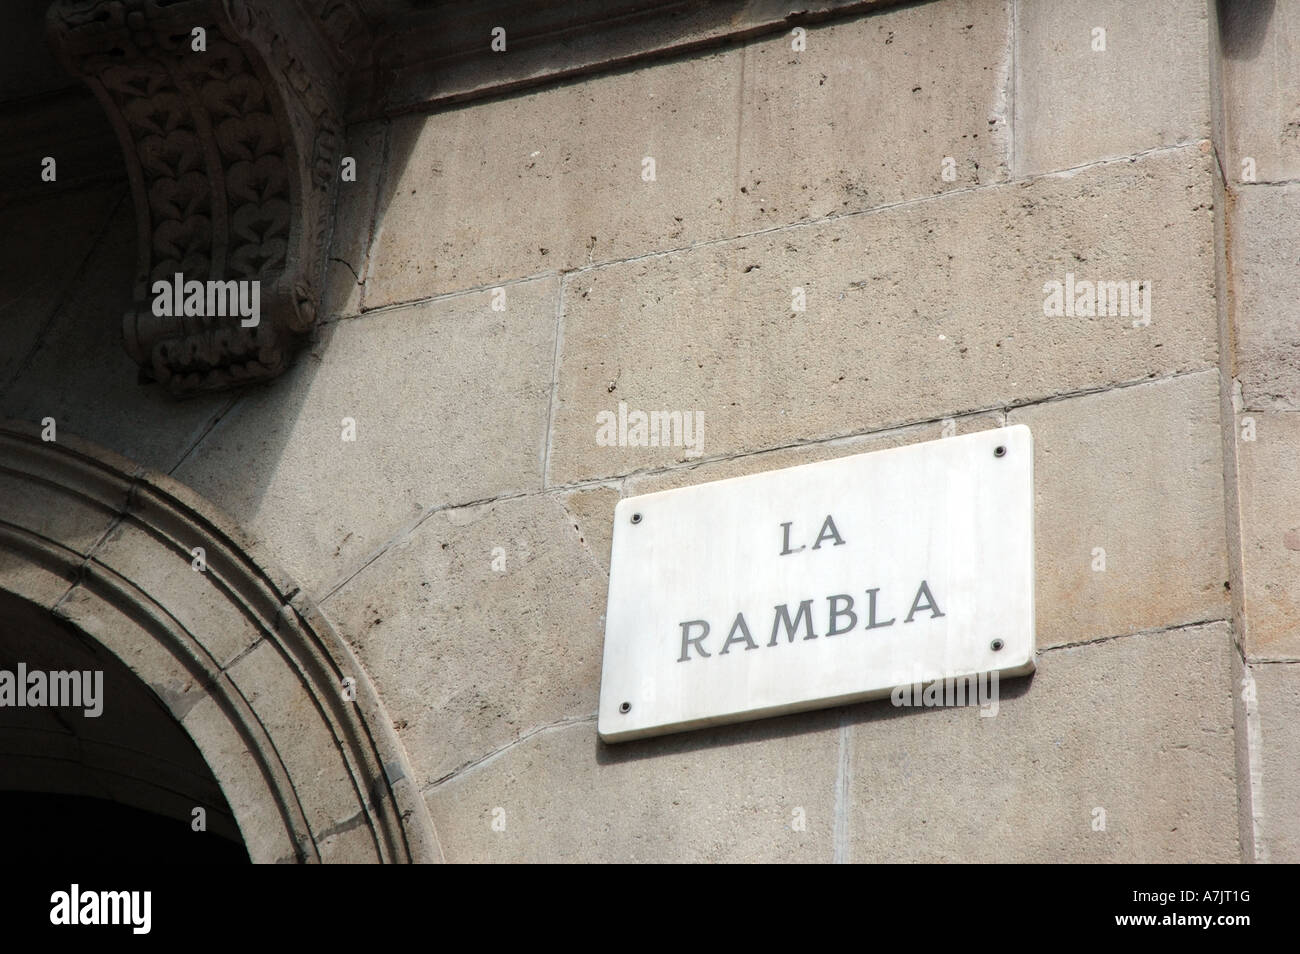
<box><xmin>0</xmin><ymin>421</ymin><xmax>440</xmax><ymax>863</ymax></box>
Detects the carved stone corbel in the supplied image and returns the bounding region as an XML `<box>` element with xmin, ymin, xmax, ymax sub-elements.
<box><xmin>47</xmin><ymin>0</ymin><xmax>366</xmax><ymax>395</ymax></box>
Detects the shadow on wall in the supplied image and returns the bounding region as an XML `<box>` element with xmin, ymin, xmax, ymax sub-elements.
<box><xmin>358</xmin><ymin>2</ymin><xmax>923</xmax><ymax>309</ymax></box>
<box><xmin>0</xmin><ymin>189</ymin><xmax>327</xmax><ymax>536</ymax></box>
<box><xmin>2</xmin><ymin>0</ymin><xmax>954</xmax><ymax>588</ymax></box>
<box><xmin>0</xmin><ymin>5</ymin><xmax>862</xmax><ymax>579</ymax></box>
<box><xmin>357</xmin><ymin>0</ymin><xmax>904</xmax><ymax>116</ymax></box>
<box><xmin>1218</xmin><ymin>0</ymin><xmax>1274</xmax><ymax>60</ymax></box>
<box><xmin>590</xmin><ymin>672</ymin><xmax>1034</xmax><ymax>768</ymax></box>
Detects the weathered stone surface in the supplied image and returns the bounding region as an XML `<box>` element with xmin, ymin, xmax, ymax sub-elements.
<box><xmin>366</xmin><ymin>0</ymin><xmax>1010</xmax><ymax>306</ymax></box>
<box><xmin>733</xmin><ymin>0</ymin><xmax>1009</xmax><ymax>226</ymax></box>
<box><xmin>424</xmin><ymin>710</ymin><xmax>841</xmax><ymax>863</ymax></box>
<box><xmin>88</xmin><ymin>520</ymin><xmax>263</xmax><ymax>671</ymax></box>
<box><xmin>323</xmin><ymin>121</ymin><xmax>387</xmax><ymax>322</ymax></box>
<box><xmin>1250</xmin><ymin>661</ymin><xmax>1300</xmax><ymax>862</ymax></box>
<box><xmin>0</xmin><ymin>469</ymin><xmax>120</xmax><ymax>561</ymax></box>
<box><xmin>4</xmin><ymin>0</ymin><xmax>1266</xmax><ymax>866</ymax></box>
<box><xmin>318</xmin><ymin>819</ymin><xmax>385</xmax><ymax>865</ymax></box>
<box><xmin>0</xmin><ymin>199</ymin><xmax>229</xmax><ymax>472</ymax></box>
<box><xmin>322</xmin><ymin>492</ymin><xmax>608</xmax><ymax>790</ymax></box>
<box><xmin>51</xmin><ymin>580</ymin><xmax>211</xmax><ymax>734</ymax></box>
<box><xmin>1014</xmin><ymin>0</ymin><xmax>1210</xmax><ymax>176</ymax></box>
<box><xmin>375</xmin><ymin>0</ymin><xmax>911</xmax><ymax>115</ymax></box>
<box><xmin>624</xmin><ymin>413</ymin><xmax>1005</xmax><ymax>497</ymax></box>
<box><xmin>1216</xmin><ymin>1</ymin><xmax>1300</xmax><ymax>184</ymax></box>
<box><xmin>1232</xmin><ymin>650</ymin><xmax>1256</xmax><ymax>860</ymax></box>
<box><xmin>425</xmin><ymin>623</ymin><xmax>1236</xmax><ymax>862</ymax></box>
<box><xmin>178</xmin><ymin>693</ymin><xmax>299</xmax><ymax>865</ymax></box>
<box><xmin>1010</xmin><ymin>371</ymin><xmax>1228</xmax><ymax>648</ymax></box>
<box><xmin>1234</xmin><ymin>410</ymin><xmax>1300</xmax><ymax>660</ymax></box>
<box><xmin>551</xmin><ymin>484</ymin><xmax>621</xmax><ymax>576</ymax></box>
<box><xmin>1228</xmin><ymin>184</ymin><xmax>1300</xmax><ymax>411</ymax></box>
<box><xmin>173</xmin><ymin>278</ymin><xmax>558</xmax><ymax>596</ymax></box>
<box><xmin>223</xmin><ymin>639</ymin><xmax>363</xmax><ymax>838</ymax></box>
<box><xmin>846</xmin><ymin>622</ymin><xmax>1237</xmax><ymax>862</ymax></box>
<box><xmin>549</xmin><ymin>147</ymin><xmax>1217</xmax><ymax>485</ymax></box>
<box><xmin>369</xmin><ymin>54</ymin><xmax>739</xmax><ymax>307</ymax></box>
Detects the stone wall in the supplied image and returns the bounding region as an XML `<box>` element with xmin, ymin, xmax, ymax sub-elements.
<box><xmin>1</xmin><ymin>0</ymin><xmax>1295</xmax><ymax>862</ymax></box>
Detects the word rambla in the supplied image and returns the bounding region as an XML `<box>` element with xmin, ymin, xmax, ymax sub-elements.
<box><xmin>1042</xmin><ymin>272</ymin><xmax>1151</xmax><ymax>322</ymax></box>
<box><xmin>891</xmin><ymin>671</ymin><xmax>999</xmax><ymax>716</ymax></box>
<box><xmin>596</xmin><ymin>401</ymin><xmax>703</xmax><ymax>456</ymax></box>
<box><xmin>151</xmin><ymin>272</ymin><xmax>260</xmax><ymax>327</ymax></box>
<box><xmin>0</xmin><ymin>663</ymin><xmax>102</xmax><ymax>717</ymax></box>
<box><xmin>677</xmin><ymin>581</ymin><xmax>943</xmax><ymax>662</ymax></box>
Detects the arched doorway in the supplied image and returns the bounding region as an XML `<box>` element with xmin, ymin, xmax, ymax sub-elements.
<box><xmin>0</xmin><ymin>421</ymin><xmax>440</xmax><ymax>862</ymax></box>
<box><xmin>0</xmin><ymin>589</ymin><xmax>248</xmax><ymax>862</ymax></box>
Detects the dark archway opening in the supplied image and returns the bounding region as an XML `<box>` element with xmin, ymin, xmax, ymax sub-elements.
<box><xmin>0</xmin><ymin>792</ymin><xmax>247</xmax><ymax>863</ymax></box>
<box><xmin>0</xmin><ymin>592</ymin><xmax>249</xmax><ymax>864</ymax></box>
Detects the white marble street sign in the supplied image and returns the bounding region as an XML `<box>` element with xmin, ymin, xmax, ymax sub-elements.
<box><xmin>598</xmin><ymin>425</ymin><xmax>1036</xmax><ymax>742</ymax></box>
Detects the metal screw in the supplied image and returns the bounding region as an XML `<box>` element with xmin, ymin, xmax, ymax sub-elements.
<box><xmin>994</xmin><ymin>445</ymin><xmax>1007</xmax><ymax>458</ymax></box>
<box><xmin>619</xmin><ymin>701</ymin><xmax>631</xmax><ymax>714</ymax></box>
<box><xmin>631</xmin><ymin>512</ymin><xmax>642</xmax><ymax>524</ymax></box>
<box><xmin>990</xmin><ymin>639</ymin><xmax>1004</xmax><ymax>652</ymax></box>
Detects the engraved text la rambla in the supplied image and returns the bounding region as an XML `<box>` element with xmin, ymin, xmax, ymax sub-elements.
<box><xmin>675</xmin><ymin>514</ymin><xmax>944</xmax><ymax>662</ymax></box>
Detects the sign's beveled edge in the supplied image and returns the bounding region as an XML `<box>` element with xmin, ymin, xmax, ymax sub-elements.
<box><xmin>597</xmin><ymin>656</ymin><xmax>1037</xmax><ymax>744</ymax></box>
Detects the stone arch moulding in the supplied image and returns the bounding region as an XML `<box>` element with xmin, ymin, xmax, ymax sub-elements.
<box><xmin>0</xmin><ymin>420</ymin><xmax>442</xmax><ymax>863</ymax></box>
<box><xmin>45</xmin><ymin>0</ymin><xmax>370</xmax><ymax>396</ymax></box>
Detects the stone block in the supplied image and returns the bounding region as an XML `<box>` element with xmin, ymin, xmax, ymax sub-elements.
<box><xmin>1216</xmin><ymin>1</ymin><xmax>1300</xmax><ymax>185</ymax></box>
<box><xmin>0</xmin><ymin>199</ymin><xmax>229</xmax><ymax>473</ymax></box>
<box><xmin>178</xmin><ymin>692</ymin><xmax>300</xmax><ymax>864</ymax></box>
<box><xmin>366</xmin><ymin>0</ymin><xmax>1011</xmax><ymax>305</ymax></box>
<box><xmin>1009</xmin><ymin>371</ymin><xmax>1228</xmax><ymax>648</ymax></box>
<box><xmin>1014</xmin><ymin>0</ymin><xmax>1210</xmax><ymax>175</ymax></box>
<box><xmin>173</xmin><ymin>278</ymin><xmax>558</xmax><ymax>596</ymax></box>
<box><xmin>846</xmin><ymin>622</ymin><xmax>1237</xmax><ymax>862</ymax></box>
<box><xmin>425</xmin><ymin>711</ymin><xmax>841</xmax><ymax>862</ymax></box>
<box><xmin>1228</xmin><ymin>184</ymin><xmax>1300</xmax><ymax>411</ymax></box>
<box><xmin>1249</xmin><ymin>660</ymin><xmax>1300</xmax><ymax>862</ymax></box>
<box><xmin>222</xmin><ymin>639</ymin><xmax>362</xmax><ymax>839</ymax></box>
<box><xmin>624</xmin><ymin>413</ymin><xmax>1005</xmax><ymax>496</ymax></box>
<box><xmin>90</xmin><ymin>519</ymin><xmax>263</xmax><ymax>670</ymax></box>
<box><xmin>1234</xmin><ymin>409</ymin><xmax>1300</xmax><ymax>660</ymax></box>
<box><xmin>323</xmin><ymin>121</ymin><xmax>387</xmax><ymax>321</ymax></box>
<box><xmin>322</xmin><ymin>491</ymin><xmax>608</xmax><ymax>789</ymax></box>
<box><xmin>549</xmin><ymin>147</ymin><xmax>1217</xmax><ymax>485</ymax></box>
